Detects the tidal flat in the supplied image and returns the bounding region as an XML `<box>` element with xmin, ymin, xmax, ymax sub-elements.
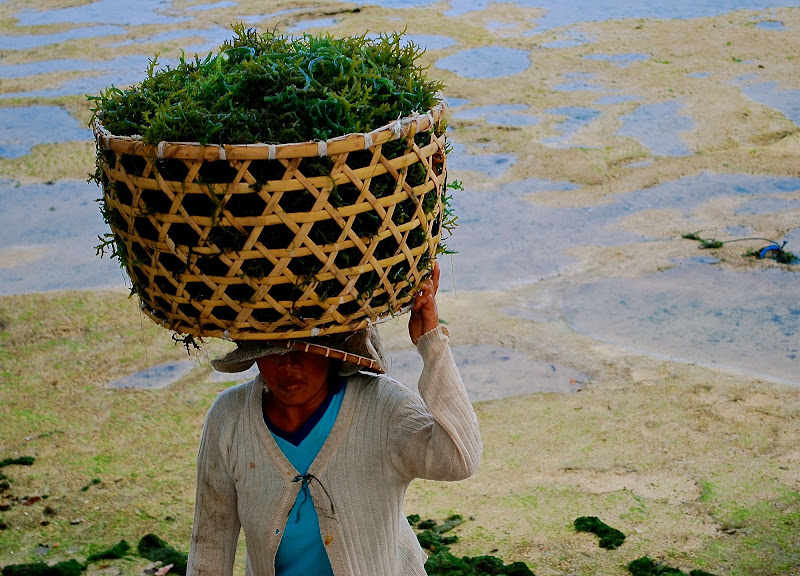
<box><xmin>1</xmin><ymin>0</ymin><xmax>799</xmax><ymax>574</ymax></box>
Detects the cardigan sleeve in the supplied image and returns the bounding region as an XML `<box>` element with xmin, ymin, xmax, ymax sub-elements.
<box><xmin>187</xmin><ymin>396</ymin><xmax>241</xmax><ymax>576</ymax></box>
<box><xmin>387</xmin><ymin>326</ymin><xmax>482</xmax><ymax>481</ymax></box>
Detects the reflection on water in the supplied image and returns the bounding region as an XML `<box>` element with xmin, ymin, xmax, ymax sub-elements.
<box><xmin>595</xmin><ymin>94</ymin><xmax>642</xmax><ymax>105</ymax></box>
<box><xmin>554</xmin><ymin>72</ymin><xmax>605</xmax><ymax>92</ymax></box>
<box><xmin>189</xmin><ymin>1</ymin><xmax>238</xmax><ymax>11</ymax></box>
<box><xmin>734</xmin><ymin>197</ymin><xmax>800</xmax><ymax>215</ymax></box>
<box><xmin>0</xmin><ymin>25</ymin><xmax>126</xmax><ymax>50</ymax></box>
<box><xmin>539</xmin><ymin>29</ymin><xmax>593</xmax><ymax>48</ymax></box>
<box><xmin>363</xmin><ymin>0</ymin><xmax>800</xmax><ymax>30</ymax></box>
<box><xmin>563</xmin><ymin>265</ymin><xmax>799</xmax><ymax>386</ymax></box>
<box><xmin>365</xmin><ymin>33</ymin><xmax>457</xmax><ymax>51</ymax></box>
<box><xmin>0</xmin><ymin>106</ymin><xmax>91</xmax><ymax>159</ymax></box>
<box><xmin>1</xmin><ymin>59</ymin><xmax>178</xmax><ymax>99</ymax></box>
<box><xmin>110</xmin><ymin>360</ymin><xmax>196</xmax><ymax>389</ymax></box>
<box><xmin>0</xmin><ymin>54</ymin><xmax>154</xmax><ymax>80</ymax></box>
<box><xmin>404</xmin><ymin>35</ymin><xmax>457</xmax><ymax>51</ymax></box>
<box><xmin>442</xmin><ymin>173</ymin><xmax>800</xmax><ymax>291</ymax></box>
<box><xmin>446</xmin><ymin>141</ymin><xmax>516</xmax><ymax>178</ymax></box>
<box><xmin>453</xmin><ymin>104</ymin><xmax>540</xmax><ymax>127</ymax></box>
<box><xmin>583</xmin><ymin>53</ymin><xmax>650</xmax><ymax>67</ymax></box>
<box><xmin>616</xmin><ymin>101</ymin><xmax>695</xmax><ymax>156</ymax></box>
<box><xmin>387</xmin><ymin>345</ymin><xmax>587</xmax><ymax>399</ymax></box>
<box><xmin>287</xmin><ymin>17</ymin><xmax>339</xmax><ymax>33</ymax></box>
<box><xmin>12</xmin><ymin>0</ymin><xmax>188</xmax><ymax>26</ymax></box>
<box><xmin>755</xmin><ymin>20</ymin><xmax>786</xmax><ymax>30</ymax></box>
<box><xmin>435</xmin><ymin>47</ymin><xmax>530</xmax><ymax>78</ymax></box>
<box><xmin>107</xmin><ymin>26</ymin><xmax>231</xmax><ymax>54</ymax></box>
<box><xmin>737</xmin><ymin>80</ymin><xmax>800</xmax><ymax>126</ymax></box>
<box><xmin>0</xmin><ymin>181</ymin><xmax>125</xmax><ymax>295</ymax></box>
<box><xmin>542</xmin><ymin>106</ymin><xmax>601</xmax><ymax>147</ymax></box>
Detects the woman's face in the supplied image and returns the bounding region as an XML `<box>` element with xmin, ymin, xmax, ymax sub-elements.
<box><xmin>256</xmin><ymin>351</ymin><xmax>331</xmax><ymax>407</ymax></box>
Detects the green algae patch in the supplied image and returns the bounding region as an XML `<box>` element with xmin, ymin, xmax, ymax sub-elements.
<box><xmin>627</xmin><ymin>556</ymin><xmax>718</xmax><ymax>576</ymax></box>
<box><xmin>425</xmin><ymin>552</ymin><xmax>536</xmax><ymax>576</ymax></box>
<box><xmin>85</xmin><ymin>539</ymin><xmax>130</xmax><ymax>562</ymax></box>
<box><xmin>0</xmin><ymin>457</ymin><xmax>35</xmax><ymax>468</ymax></box>
<box><xmin>0</xmin><ymin>560</ymin><xmax>83</xmax><ymax>576</ymax></box>
<box><xmin>574</xmin><ymin>515</ymin><xmax>626</xmax><ymax>549</ymax></box>
<box><xmin>409</xmin><ymin>515</ymin><xmax>535</xmax><ymax>575</ymax></box>
<box><xmin>137</xmin><ymin>534</ymin><xmax>188</xmax><ymax>575</ymax></box>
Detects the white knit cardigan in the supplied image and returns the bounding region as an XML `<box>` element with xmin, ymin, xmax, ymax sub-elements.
<box><xmin>187</xmin><ymin>326</ymin><xmax>483</xmax><ymax>576</ymax></box>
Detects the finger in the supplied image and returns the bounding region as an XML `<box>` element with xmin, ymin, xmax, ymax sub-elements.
<box><xmin>432</xmin><ymin>261</ymin><xmax>440</xmax><ymax>295</ymax></box>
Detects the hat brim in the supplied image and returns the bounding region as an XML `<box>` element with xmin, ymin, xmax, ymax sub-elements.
<box><xmin>211</xmin><ymin>329</ymin><xmax>386</xmax><ymax>375</ymax></box>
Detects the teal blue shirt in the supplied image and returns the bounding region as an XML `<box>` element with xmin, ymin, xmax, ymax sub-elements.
<box><xmin>264</xmin><ymin>380</ymin><xmax>345</xmax><ymax>576</ymax></box>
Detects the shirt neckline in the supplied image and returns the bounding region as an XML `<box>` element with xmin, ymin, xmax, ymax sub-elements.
<box><xmin>263</xmin><ymin>377</ymin><xmax>345</xmax><ymax>446</ymax></box>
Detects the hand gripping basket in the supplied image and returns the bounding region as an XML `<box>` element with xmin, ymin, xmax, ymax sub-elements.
<box><xmin>93</xmin><ymin>103</ymin><xmax>447</xmax><ymax>340</ymax></box>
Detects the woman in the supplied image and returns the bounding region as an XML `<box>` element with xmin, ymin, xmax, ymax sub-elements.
<box><xmin>187</xmin><ymin>263</ymin><xmax>482</xmax><ymax>575</ymax></box>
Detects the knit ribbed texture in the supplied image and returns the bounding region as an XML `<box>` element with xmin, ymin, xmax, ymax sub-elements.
<box><xmin>187</xmin><ymin>326</ymin><xmax>482</xmax><ymax>576</ymax></box>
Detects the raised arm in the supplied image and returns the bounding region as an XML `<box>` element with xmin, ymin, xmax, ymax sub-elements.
<box><xmin>389</xmin><ymin>262</ymin><xmax>482</xmax><ymax>481</ymax></box>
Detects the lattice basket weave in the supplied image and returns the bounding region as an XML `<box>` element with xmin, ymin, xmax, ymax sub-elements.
<box><xmin>93</xmin><ymin>103</ymin><xmax>448</xmax><ymax>340</ymax></box>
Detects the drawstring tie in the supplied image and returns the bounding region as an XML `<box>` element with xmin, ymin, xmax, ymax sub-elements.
<box><xmin>292</xmin><ymin>473</ymin><xmax>336</xmax><ymax>522</ymax></box>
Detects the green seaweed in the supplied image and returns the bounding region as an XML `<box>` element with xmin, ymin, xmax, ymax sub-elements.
<box><xmin>574</xmin><ymin>516</ymin><xmax>626</xmax><ymax>549</ymax></box>
<box><xmin>85</xmin><ymin>539</ymin><xmax>130</xmax><ymax>562</ymax></box>
<box><xmin>0</xmin><ymin>560</ymin><xmax>84</xmax><ymax>576</ymax></box>
<box><xmin>413</xmin><ymin>515</ymin><xmax>535</xmax><ymax>576</ymax></box>
<box><xmin>137</xmin><ymin>534</ymin><xmax>188</xmax><ymax>575</ymax></box>
<box><xmin>88</xmin><ymin>25</ymin><xmax>443</xmax><ymax>147</ymax></box>
<box><xmin>627</xmin><ymin>556</ymin><xmax>718</xmax><ymax>576</ymax></box>
<box><xmin>681</xmin><ymin>232</ymin><xmax>723</xmax><ymax>249</ymax></box>
<box><xmin>0</xmin><ymin>457</ymin><xmax>35</xmax><ymax>468</ymax></box>
<box><xmin>425</xmin><ymin>551</ymin><xmax>535</xmax><ymax>576</ymax></box>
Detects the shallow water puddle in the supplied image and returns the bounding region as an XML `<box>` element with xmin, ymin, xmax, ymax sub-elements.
<box><xmin>542</xmin><ymin>106</ymin><xmax>601</xmax><ymax>147</ymax></box>
<box><xmin>107</xmin><ymin>26</ymin><xmax>231</xmax><ymax>55</ymax></box>
<box><xmin>12</xmin><ymin>0</ymin><xmax>188</xmax><ymax>27</ymax></box>
<box><xmin>435</xmin><ymin>46</ymin><xmax>530</xmax><ymax>78</ymax></box>
<box><xmin>0</xmin><ymin>106</ymin><xmax>91</xmax><ymax>159</ymax></box>
<box><xmin>594</xmin><ymin>94</ymin><xmax>642</xmax><ymax>105</ymax></box>
<box><xmin>446</xmin><ymin>141</ymin><xmax>516</xmax><ymax>179</ymax></box>
<box><xmin>737</xmin><ymin>80</ymin><xmax>800</xmax><ymax>126</ymax></box>
<box><xmin>110</xmin><ymin>360</ymin><xmax>196</xmax><ymax>389</ymax></box>
<box><xmin>371</xmin><ymin>0</ymin><xmax>800</xmax><ymax>29</ymax></box>
<box><xmin>539</xmin><ymin>29</ymin><xmax>593</xmax><ymax>48</ymax></box>
<box><xmin>441</xmin><ymin>173</ymin><xmax>800</xmax><ymax>291</ymax></box>
<box><xmin>734</xmin><ymin>197</ymin><xmax>800</xmax><ymax>215</ymax></box>
<box><xmin>562</xmin><ymin>265</ymin><xmax>799</xmax><ymax>386</ymax></box>
<box><xmin>287</xmin><ymin>17</ymin><xmax>339</xmax><ymax>33</ymax></box>
<box><xmin>0</xmin><ymin>180</ymin><xmax>125</xmax><ymax>295</ymax></box>
<box><xmin>387</xmin><ymin>345</ymin><xmax>587</xmax><ymax>399</ymax></box>
<box><xmin>755</xmin><ymin>20</ymin><xmax>786</xmax><ymax>30</ymax></box>
<box><xmin>616</xmin><ymin>101</ymin><xmax>695</xmax><ymax>156</ymax></box>
<box><xmin>1</xmin><ymin>61</ymin><xmax>178</xmax><ymax>99</ymax></box>
<box><xmin>439</xmin><ymin>177</ymin><xmax>614</xmax><ymax>291</ymax></box>
<box><xmin>403</xmin><ymin>35</ymin><xmax>457</xmax><ymax>51</ymax></box>
<box><xmin>0</xmin><ymin>54</ymin><xmax>154</xmax><ymax>80</ymax></box>
<box><xmin>554</xmin><ymin>72</ymin><xmax>605</xmax><ymax>92</ymax></box>
<box><xmin>453</xmin><ymin>104</ymin><xmax>540</xmax><ymax>127</ymax></box>
<box><xmin>583</xmin><ymin>53</ymin><xmax>650</xmax><ymax>67</ymax></box>
<box><xmin>0</xmin><ymin>25</ymin><xmax>126</xmax><ymax>51</ymax></box>
<box><xmin>189</xmin><ymin>1</ymin><xmax>238</xmax><ymax>11</ymax></box>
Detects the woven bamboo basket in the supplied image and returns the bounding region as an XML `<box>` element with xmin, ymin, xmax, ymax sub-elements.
<box><xmin>93</xmin><ymin>102</ymin><xmax>448</xmax><ymax>340</ymax></box>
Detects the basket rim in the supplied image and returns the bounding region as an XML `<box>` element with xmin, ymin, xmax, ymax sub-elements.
<box><xmin>93</xmin><ymin>101</ymin><xmax>448</xmax><ymax>161</ymax></box>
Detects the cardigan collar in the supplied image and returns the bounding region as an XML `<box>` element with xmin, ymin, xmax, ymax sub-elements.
<box><xmin>249</xmin><ymin>373</ymin><xmax>360</xmax><ymax>481</ymax></box>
